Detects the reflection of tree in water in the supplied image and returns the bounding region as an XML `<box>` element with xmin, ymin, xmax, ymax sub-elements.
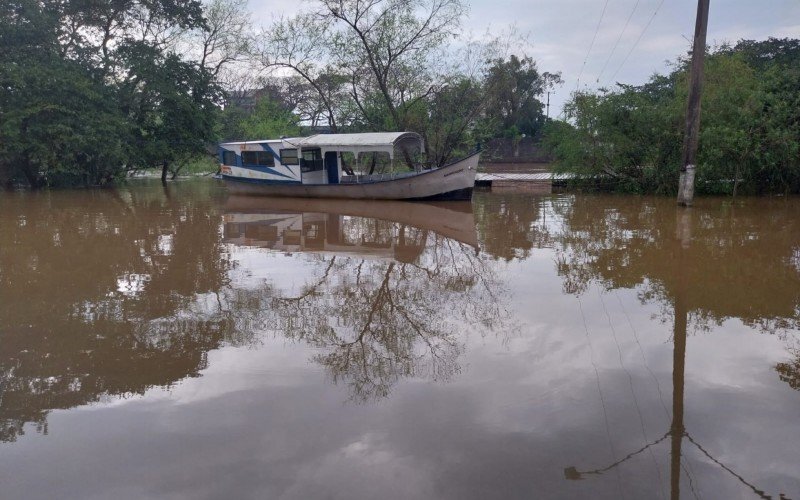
<box><xmin>219</xmin><ymin>215</ymin><xmax>508</xmax><ymax>403</ymax></box>
<box><xmin>474</xmin><ymin>193</ymin><xmax>554</xmax><ymax>261</ymax></box>
<box><xmin>547</xmin><ymin>196</ymin><xmax>800</xmax><ymax>393</ymax></box>
<box><xmin>554</xmin><ymin>195</ymin><xmax>800</xmax><ymax>499</ymax></box>
<box><xmin>0</xmin><ymin>181</ymin><xmax>236</xmax><ymax>442</ymax></box>
<box><xmin>1</xmin><ymin>186</ymin><xmax>510</xmax><ymax>441</ymax></box>
<box><xmin>547</xmin><ymin>195</ymin><xmax>800</xmax><ymax>334</ymax></box>
<box><xmin>776</xmin><ymin>342</ymin><xmax>800</xmax><ymax>391</ymax></box>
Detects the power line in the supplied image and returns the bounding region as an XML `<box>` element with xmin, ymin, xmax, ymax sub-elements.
<box><xmin>685</xmin><ymin>434</ymin><xmax>772</xmax><ymax>500</ymax></box>
<box><xmin>575</xmin><ymin>0</ymin><xmax>612</xmax><ymax>91</ymax></box>
<box><xmin>577</xmin><ymin>295</ymin><xmax>625</xmax><ymax>498</ymax></box>
<box><xmin>609</xmin><ymin>0</ymin><xmax>667</xmax><ymax>84</ymax></box>
<box><xmin>599</xmin><ymin>289</ymin><xmax>666</xmax><ymax>500</ymax></box>
<box><xmin>597</xmin><ymin>0</ymin><xmax>643</xmax><ymax>84</ymax></box>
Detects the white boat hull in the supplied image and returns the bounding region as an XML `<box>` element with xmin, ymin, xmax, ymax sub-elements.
<box><xmin>223</xmin><ymin>152</ymin><xmax>479</xmax><ymax>201</ymax></box>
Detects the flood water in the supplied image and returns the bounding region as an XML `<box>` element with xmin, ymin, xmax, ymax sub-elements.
<box><xmin>1</xmin><ymin>179</ymin><xmax>799</xmax><ymax>499</ymax></box>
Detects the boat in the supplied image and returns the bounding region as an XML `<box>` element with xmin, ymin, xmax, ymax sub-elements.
<box><xmin>217</xmin><ymin>132</ymin><xmax>478</xmax><ymax>201</ymax></box>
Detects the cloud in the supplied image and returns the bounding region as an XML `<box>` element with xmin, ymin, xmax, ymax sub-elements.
<box><xmin>774</xmin><ymin>24</ymin><xmax>800</xmax><ymax>38</ymax></box>
<box><xmin>242</xmin><ymin>0</ymin><xmax>799</xmax><ymax>115</ymax></box>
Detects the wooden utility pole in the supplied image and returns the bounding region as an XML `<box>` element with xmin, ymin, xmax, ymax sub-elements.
<box><xmin>677</xmin><ymin>0</ymin><xmax>710</xmax><ymax>206</ymax></box>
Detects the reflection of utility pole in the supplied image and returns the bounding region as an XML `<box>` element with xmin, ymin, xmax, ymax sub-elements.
<box><xmin>564</xmin><ymin>211</ymin><xmax>774</xmax><ymax>499</ymax></box>
<box><xmin>670</xmin><ymin>221</ymin><xmax>688</xmax><ymax>500</ymax></box>
<box><xmin>677</xmin><ymin>0</ymin><xmax>711</xmax><ymax>206</ymax></box>
<box><xmin>564</xmin><ymin>273</ymin><xmax>687</xmax><ymax>500</ymax></box>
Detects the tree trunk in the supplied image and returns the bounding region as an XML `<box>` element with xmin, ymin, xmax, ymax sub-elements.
<box><xmin>401</xmin><ymin>149</ymin><xmax>416</xmax><ymax>171</ymax></box>
<box><xmin>340</xmin><ymin>154</ymin><xmax>354</xmax><ymax>175</ymax></box>
<box><xmin>22</xmin><ymin>162</ymin><xmax>45</xmax><ymax>189</ymax></box>
<box><xmin>368</xmin><ymin>153</ymin><xmax>377</xmax><ymax>175</ymax></box>
<box><xmin>161</xmin><ymin>160</ymin><xmax>169</xmax><ymax>185</ymax></box>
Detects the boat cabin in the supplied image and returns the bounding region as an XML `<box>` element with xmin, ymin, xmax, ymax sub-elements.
<box><xmin>218</xmin><ymin>132</ymin><xmax>425</xmax><ymax>186</ymax></box>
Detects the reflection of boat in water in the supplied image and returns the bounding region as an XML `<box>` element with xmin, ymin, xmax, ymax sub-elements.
<box><xmin>222</xmin><ymin>197</ymin><xmax>495</xmax><ymax>404</ymax></box>
<box><xmin>223</xmin><ymin>196</ymin><xmax>478</xmax><ymax>262</ymax></box>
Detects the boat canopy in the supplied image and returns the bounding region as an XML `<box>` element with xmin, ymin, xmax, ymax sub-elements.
<box><xmin>288</xmin><ymin>132</ymin><xmax>424</xmax><ymax>159</ymax></box>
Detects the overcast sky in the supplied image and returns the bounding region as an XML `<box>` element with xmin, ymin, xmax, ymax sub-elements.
<box><xmin>246</xmin><ymin>0</ymin><xmax>800</xmax><ymax>117</ymax></box>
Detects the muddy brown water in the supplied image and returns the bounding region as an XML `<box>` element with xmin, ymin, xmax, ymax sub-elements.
<box><xmin>1</xmin><ymin>179</ymin><xmax>799</xmax><ymax>499</ymax></box>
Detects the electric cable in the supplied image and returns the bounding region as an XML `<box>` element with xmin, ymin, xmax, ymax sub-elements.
<box><xmin>609</xmin><ymin>0</ymin><xmax>667</xmax><ymax>84</ymax></box>
<box><xmin>575</xmin><ymin>0</ymin><xmax>612</xmax><ymax>91</ymax></box>
<box><xmin>597</xmin><ymin>0</ymin><xmax>643</xmax><ymax>83</ymax></box>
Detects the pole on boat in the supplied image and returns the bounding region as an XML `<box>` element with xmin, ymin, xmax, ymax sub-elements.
<box><xmin>677</xmin><ymin>0</ymin><xmax>710</xmax><ymax>206</ymax></box>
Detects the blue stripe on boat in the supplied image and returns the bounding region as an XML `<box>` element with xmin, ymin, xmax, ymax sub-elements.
<box><xmin>222</xmin><ymin>175</ymin><xmax>301</xmax><ymax>185</ymax></box>
<box><xmin>236</xmin><ymin>164</ymin><xmax>297</xmax><ymax>180</ymax></box>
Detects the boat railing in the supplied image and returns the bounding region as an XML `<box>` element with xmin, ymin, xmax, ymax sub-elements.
<box><xmin>340</xmin><ymin>170</ymin><xmax>422</xmax><ymax>184</ymax></box>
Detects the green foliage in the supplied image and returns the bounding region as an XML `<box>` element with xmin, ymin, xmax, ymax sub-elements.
<box><xmin>117</xmin><ymin>41</ymin><xmax>222</xmax><ymax>172</ymax></box>
<box><xmin>1</xmin><ymin>1</ymin><xmax>125</xmax><ymax>187</ymax></box>
<box><xmin>689</xmin><ymin>54</ymin><xmax>761</xmax><ymax>194</ymax></box>
<box><xmin>544</xmin><ymin>75</ymin><xmax>681</xmax><ymax>193</ymax></box>
<box><xmin>0</xmin><ymin>55</ymin><xmax>131</xmax><ymax>187</ymax></box>
<box><xmin>482</xmin><ymin>55</ymin><xmax>561</xmax><ymax>138</ymax></box>
<box><xmin>0</xmin><ymin>0</ymin><xmax>223</xmax><ymax>188</ymax></box>
<box><xmin>216</xmin><ymin>106</ymin><xmax>249</xmax><ymax>141</ymax></box>
<box><xmin>422</xmin><ymin>77</ymin><xmax>489</xmax><ymax>167</ymax></box>
<box><xmin>545</xmin><ymin>38</ymin><xmax>800</xmax><ymax>195</ymax></box>
<box><xmin>240</xmin><ymin>96</ymin><xmax>301</xmax><ymax>139</ymax></box>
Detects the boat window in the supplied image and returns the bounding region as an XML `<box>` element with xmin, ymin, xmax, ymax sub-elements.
<box><xmin>222</xmin><ymin>151</ymin><xmax>236</xmax><ymax>166</ymax></box>
<box><xmin>280</xmin><ymin>149</ymin><xmax>299</xmax><ymax>165</ymax></box>
<box><xmin>241</xmin><ymin>150</ymin><xmax>274</xmax><ymax>166</ymax></box>
<box><xmin>300</xmin><ymin>149</ymin><xmax>324</xmax><ymax>173</ymax></box>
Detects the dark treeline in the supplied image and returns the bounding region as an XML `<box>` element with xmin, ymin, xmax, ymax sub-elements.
<box><xmin>3</xmin><ymin>3</ymin><xmax>799</xmax><ymax>194</ymax></box>
<box><xmin>0</xmin><ymin>0</ymin><xmax>234</xmax><ymax>188</ymax></box>
<box><xmin>545</xmin><ymin>38</ymin><xmax>800</xmax><ymax>195</ymax></box>
<box><xmin>1</xmin><ymin>0</ymin><xmax>560</xmax><ymax>188</ymax></box>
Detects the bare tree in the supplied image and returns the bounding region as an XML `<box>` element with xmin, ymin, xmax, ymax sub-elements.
<box><xmin>322</xmin><ymin>0</ymin><xmax>467</xmax><ymax>130</ymax></box>
<box><xmin>257</xmin><ymin>1</ymin><xmax>558</xmax><ymax>166</ymax></box>
<box><xmin>258</xmin><ymin>0</ymin><xmax>465</xmax><ymax>132</ymax></box>
<box><xmin>257</xmin><ymin>14</ymin><xmax>345</xmax><ymax>131</ymax></box>
<box><xmin>194</xmin><ymin>0</ymin><xmax>253</xmax><ymax>78</ymax></box>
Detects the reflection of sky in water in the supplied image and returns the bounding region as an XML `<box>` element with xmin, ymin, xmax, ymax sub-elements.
<box><xmin>791</xmin><ymin>248</ymin><xmax>800</xmax><ymax>273</ymax></box>
<box><xmin>8</xmin><ymin>252</ymin><xmax>799</xmax><ymax>499</ymax></box>
<box><xmin>6</xmin><ymin>277</ymin><xmax>798</xmax><ymax>499</ymax></box>
<box><xmin>115</xmin><ymin>273</ymin><xmax>150</xmax><ymax>296</ymax></box>
<box><xmin>157</xmin><ymin>234</ymin><xmax>173</xmax><ymax>256</ymax></box>
<box><xmin>1</xmin><ymin>185</ymin><xmax>799</xmax><ymax>500</ymax></box>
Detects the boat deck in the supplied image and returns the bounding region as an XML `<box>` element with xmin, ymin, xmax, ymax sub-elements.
<box><xmin>475</xmin><ymin>173</ymin><xmax>575</xmax><ymax>182</ymax></box>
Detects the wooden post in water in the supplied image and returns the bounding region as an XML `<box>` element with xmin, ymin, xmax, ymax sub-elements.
<box><xmin>677</xmin><ymin>0</ymin><xmax>710</xmax><ymax>206</ymax></box>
